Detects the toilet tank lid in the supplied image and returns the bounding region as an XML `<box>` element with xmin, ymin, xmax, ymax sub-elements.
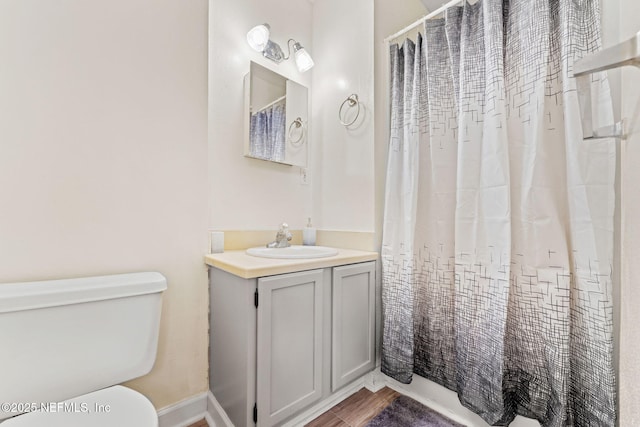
<box><xmin>0</xmin><ymin>272</ymin><xmax>167</xmax><ymax>314</ymax></box>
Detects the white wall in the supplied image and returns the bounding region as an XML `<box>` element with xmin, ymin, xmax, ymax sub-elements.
<box><xmin>613</xmin><ymin>0</ymin><xmax>640</xmax><ymax>423</ymax></box>
<box><xmin>209</xmin><ymin>0</ymin><xmax>379</xmax><ymax>234</ymax></box>
<box><xmin>0</xmin><ymin>0</ymin><xmax>209</xmax><ymax>410</ymax></box>
<box><xmin>599</xmin><ymin>2</ymin><xmax>623</xmax><ymax>424</ymax></box>
<box><xmin>209</xmin><ymin>0</ymin><xmax>313</xmax><ymax>231</ymax></box>
<box><xmin>310</xmin><ymin>0</ymin><xmax>376</xmax><ymax>232</ymax></box>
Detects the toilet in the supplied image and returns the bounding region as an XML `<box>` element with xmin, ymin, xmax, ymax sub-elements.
<box><xmin>0</xmin><ymin>272</ymin><xmax>167</xmax><ymax>426</ymax></box>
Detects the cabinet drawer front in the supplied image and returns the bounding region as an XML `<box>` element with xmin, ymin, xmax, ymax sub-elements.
<box><xmin>257</xmin><ymin>269</ymin><xmax>324</xmax><ymax>426</ymax></box>
<box><xmin>332</xmin><ymin>262</ymin><xmax>376</xmax><ymax>391</ymax></box>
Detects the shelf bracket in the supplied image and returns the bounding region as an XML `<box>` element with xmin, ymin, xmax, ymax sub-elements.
<box><xmin>573</xmin><ymin>30</ymin><xmax>640</xmax><ymax>141</ymax></box>
<box><xmin>583</xmin><ymin>120</ymin><xmax>626</xmax><ymax>141</ymax></box>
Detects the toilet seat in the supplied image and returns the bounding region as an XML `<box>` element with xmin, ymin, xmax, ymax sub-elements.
<box><xmin>1</xmin><ymin>386</ymin><xmax>157</xmax><ymax>427</ymax></box>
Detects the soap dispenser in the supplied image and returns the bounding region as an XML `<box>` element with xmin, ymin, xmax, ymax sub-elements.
<box><xmin>303</xmin><ymin>217</ymin><xmax>316</xmax><ymax>246</ymax></box>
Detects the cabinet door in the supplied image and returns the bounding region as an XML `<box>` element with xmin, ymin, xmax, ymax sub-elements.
<box><xmin>332</xmin><ymin>262</ymin><xmax>376</xmax><ymax>392</ymax></box>
<box><xmin>256</xmin><ymin>269</ymin><xmax>324</xmax><ymax>426</ymax></box>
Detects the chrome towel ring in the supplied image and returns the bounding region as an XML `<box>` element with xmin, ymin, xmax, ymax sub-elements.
<box><xmin>339</xmin><ymin>94</ymin><xmax>361</xmax><ymax>126</ymax></box>
<box><xmin>288</xmin><ymin>117</ymin><xmax>305</xmax><ymax>145</ymax></box>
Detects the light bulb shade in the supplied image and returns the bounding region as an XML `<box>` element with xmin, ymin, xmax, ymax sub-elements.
<box><xmin>293</xmin><ymin>42</ymin><xmax>314</xmax><ymax>72</ymax></box>
<box><xmin>247</xmin><ymin>24</ymin><xmax>270</xmax><ymax>52</ymax></box>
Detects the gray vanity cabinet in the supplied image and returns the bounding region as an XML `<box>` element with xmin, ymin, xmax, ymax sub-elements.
<box><xmin>209</xmin><ymin>261</ymin><xmax>375</xmax><ymax>427</ymax></box>
<box><xmin>331</xmin><ymin>263</ymin><xmax>376</xmax><ymax>391</ymax></box>
<box><xmin>256</xmin><ymin>269</ymin><xmax>325</xmax><ymax>426</ymax></box>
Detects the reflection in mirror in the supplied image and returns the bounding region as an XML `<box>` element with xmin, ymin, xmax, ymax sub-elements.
<box><xmin>243</xmin><ymin>62</ymin><xmax>308</xmax><ymax>167</ymax></box>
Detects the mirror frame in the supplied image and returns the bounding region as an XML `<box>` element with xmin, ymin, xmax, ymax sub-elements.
<box><xmin>243</xmin><ymin>61</ymin><xmax>309</xmax><ymax>167</ymax></box>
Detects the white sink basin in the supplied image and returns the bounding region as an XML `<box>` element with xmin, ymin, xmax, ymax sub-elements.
<box><xmin>246</xmin><ymin>245</ymin><xmax>339</xmax><ymax>259</ymax></box>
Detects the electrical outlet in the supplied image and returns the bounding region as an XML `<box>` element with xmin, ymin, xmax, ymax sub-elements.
<box><xmin>300</xmin><ymin>168</ymin><xmax>309</xmax><ymax>185</ymax></box>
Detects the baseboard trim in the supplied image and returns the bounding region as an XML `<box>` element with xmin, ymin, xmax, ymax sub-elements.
<box><xmin>157</xmin><ymin>392</ymin><xmax>208</xmax><ymax>427</ymax></box>
<box><xmin>201</xmin><ymin>373</ymin><xmax>378</xmax><ymax>427</ymax></box>
<box><xmin>363</xmin><ymin>369</ymin><xmax>387</xmax><ymax>393</ymax></box>
<box><xmin>206</xmin><ymin>390</ymin><xmax>234</xmax><ymax>427</ymax></box>
<box><xmin>284</xmin><ymin>370</ymin><xmax>470</xmax><ymax>427</ymax></box>
<box><xmin>281</xmin><ymin>371</ymin><xmax>378</xmax><ymax>427</ymax></box>
<box><xmin>174</xmin><ymin>370</ymin><xmax>467</xmax><ymax>427</ymax></box>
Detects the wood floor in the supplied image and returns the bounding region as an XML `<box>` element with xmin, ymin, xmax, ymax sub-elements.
<box><xmin>186</xmin><ymin>419</ymin><xmax>208</xmax><ymax>427</ymax></box>
<box><xmin>305</xmin><ymin>387</ymin><xmax>400</xmax><ymax>427</ymax></box>
<box><xmin>185</xmin><ymin>387</ymin><xmax>400</xmax><ymax>427</ymax></box>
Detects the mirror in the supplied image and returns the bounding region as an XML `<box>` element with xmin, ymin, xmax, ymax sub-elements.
<box><xmin>243</xmin><ymin>62</ymin><xmax>308</xmax><ymax>166</ymax></box>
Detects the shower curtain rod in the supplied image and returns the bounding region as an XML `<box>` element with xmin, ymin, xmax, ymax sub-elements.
<box><xmin>383</xmin><ymin>0</ymin><xmax>464</xmax><ymax>44</ymax></box>
<box><xmin>253</xmin><ymin>94</ymin><xmax>286</xmax><ymax>114</ymax></box>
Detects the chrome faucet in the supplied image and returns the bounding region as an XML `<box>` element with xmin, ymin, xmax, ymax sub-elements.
<box><xmin>267</xmin><ymin>223</ymin><xmax>292</xmax><ymax>248</ymax></box>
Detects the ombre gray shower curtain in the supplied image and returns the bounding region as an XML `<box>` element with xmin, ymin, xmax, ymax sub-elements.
<box><xmin>381</xmin><ymin>0</ymin><xmax>616</xmax><ymax>425</ymax></box>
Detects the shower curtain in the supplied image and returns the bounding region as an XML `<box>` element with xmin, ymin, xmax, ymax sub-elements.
<box><xmin>249</xmin><ymin>100</ymin><xmax>286</xmax><ymax>162</ymax></box>
<box><xmin>381</xmin><ymin>0</ymin><xmax>616</xmax><ymax>426</ymax></box>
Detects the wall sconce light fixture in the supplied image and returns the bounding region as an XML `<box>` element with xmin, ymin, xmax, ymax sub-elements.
<box><xmin>246</xmin><ymin>24</ymin><xmax>314</xmax><ymax>73</ymax></box>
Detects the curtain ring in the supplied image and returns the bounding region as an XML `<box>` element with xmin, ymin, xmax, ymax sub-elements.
<box><xmin>288</xmin><ymin>117</ymin><xmax>305</xmax><ymax>146</ymax></box>
<box><xmin>339</xmin><ymin>94</ymin><xmax>360</xmax><ymax>126</ymax></box>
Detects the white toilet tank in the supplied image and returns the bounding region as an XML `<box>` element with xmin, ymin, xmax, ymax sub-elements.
<box><xmin>0</xmin><ymin>272</ymin><xmax>167</xmax><ymax>421</ymax></box>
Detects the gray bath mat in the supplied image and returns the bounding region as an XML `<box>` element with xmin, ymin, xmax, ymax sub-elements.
<box><xmin>365</xmin><ymin>395</ymin><xmax>465</xmax><ymax>427</ymax></box>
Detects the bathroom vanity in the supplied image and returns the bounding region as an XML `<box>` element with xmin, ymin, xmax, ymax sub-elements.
<box><xmin>206</xmin><ymin>248</ymin><xmax>377</xmax><ymax>427</ymax></box>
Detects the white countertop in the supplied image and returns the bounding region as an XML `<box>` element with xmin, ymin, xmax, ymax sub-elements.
<box><xmin>205</xmin><ymin>247</ymin><xmax>378</xmax><ymax>279</ymax></box>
